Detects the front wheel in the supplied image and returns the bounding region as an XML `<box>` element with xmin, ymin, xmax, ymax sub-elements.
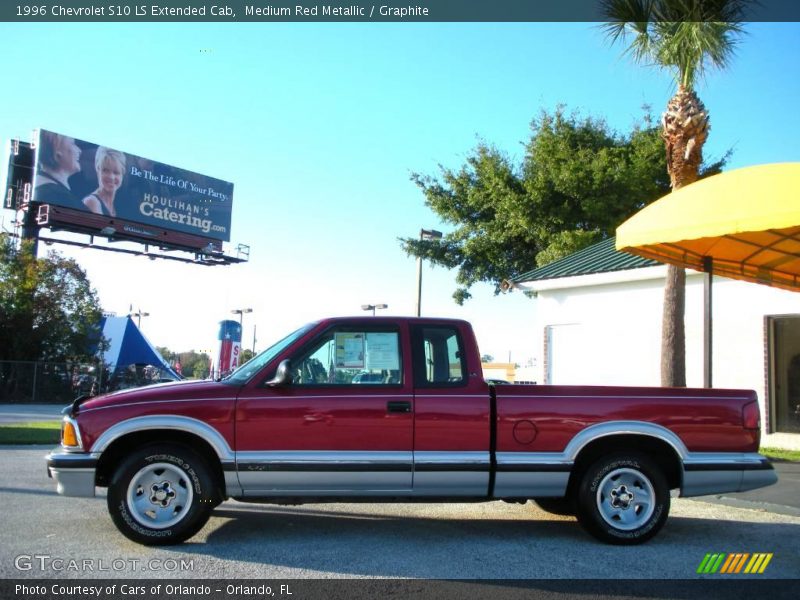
<box><xmin>107</xmin><ymin>444</ymin><xmax>216</xmax><ymax>545</ymax></box>
<box><xmin>575</xmin><ymin>453</ymin><xmax>669</xmax><ymax>545</ymax></box>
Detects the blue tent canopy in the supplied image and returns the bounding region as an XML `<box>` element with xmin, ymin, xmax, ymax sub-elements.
<box><xmin>99</xmin><ymin>316</ymin><xmax>180</xmax><ymax>380</ymax></box>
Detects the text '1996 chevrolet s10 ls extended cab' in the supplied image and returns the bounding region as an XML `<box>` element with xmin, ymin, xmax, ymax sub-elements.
<box><xmin>47</xmin><ymin>316</ymin><xmax>777</xmax><ymax>545</ymax></box>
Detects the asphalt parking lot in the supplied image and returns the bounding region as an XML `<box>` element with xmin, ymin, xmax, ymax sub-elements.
<box><xmin>698</xmin><ymin>459</ymin><xmax>800</xmax><ymax>515</ymax></box>
<box><xmin>1</xmin><ymin>446</ymin><xmax>799</xmax><ymax>582</ymax></box>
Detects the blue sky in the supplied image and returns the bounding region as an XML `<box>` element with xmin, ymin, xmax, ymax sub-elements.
<box><xmin>1</xmin><ymin>22</ymin><xmax>799</xmax><ymax>364</ymax></box>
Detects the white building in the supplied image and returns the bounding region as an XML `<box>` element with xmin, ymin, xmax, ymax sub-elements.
<box><xmin>512</xmin><ymin>238</ymin><xmax>800</xmax><ymax>449</ymax></box>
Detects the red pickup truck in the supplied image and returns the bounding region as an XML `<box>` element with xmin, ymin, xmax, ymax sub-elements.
<box><xmin>47</xmin><ymin>316</ymin><xmax>777</xmax><ymax>546</ymax></box>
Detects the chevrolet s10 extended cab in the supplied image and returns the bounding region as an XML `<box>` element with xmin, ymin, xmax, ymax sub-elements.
<box><xmin>47</xmin><ymin>316</ymin><xmax>777</xmax><ymax>545</ymax></box>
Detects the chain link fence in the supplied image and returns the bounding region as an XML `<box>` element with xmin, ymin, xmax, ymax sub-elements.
<box><xmin>0</xmin><ymin>361</ymin><xmax>178</xmax><ymax>404</ymax></box>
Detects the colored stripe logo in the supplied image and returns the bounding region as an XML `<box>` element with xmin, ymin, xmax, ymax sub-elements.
<box><xmin>697</xmin><ymin>553</ymin><xmax>773</xmax><ymax>574</ymax></box>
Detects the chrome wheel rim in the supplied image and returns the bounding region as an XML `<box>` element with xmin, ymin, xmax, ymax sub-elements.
<box><xmin>126</xmin><ymin>462</ymin><xmax>194</xmax><ymax>529</ymax></box>
<box><xmin>596</xmin><ymin>467</ymin><xmax>655</xmax><ymax>531</ymax></box>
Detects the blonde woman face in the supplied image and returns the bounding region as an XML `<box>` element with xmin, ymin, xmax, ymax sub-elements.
<box><xmin>98</xmin><ymin>156</ymin><xmax>124</xmax><ymax>194</ymax></box>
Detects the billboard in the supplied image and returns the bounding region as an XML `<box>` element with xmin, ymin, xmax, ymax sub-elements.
<box><xmin>30</xmin><ymin>129</ymin><xmax>233</xmax><ymax>242</ymax></box>
<box><xmin>4</xmin><ymin>140</ymin><xmax>33</xmax><ymax>210</ymax></box>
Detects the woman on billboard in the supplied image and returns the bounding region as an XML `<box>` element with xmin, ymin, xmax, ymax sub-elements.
<box><xmin>34</xmin><ymin>132</ymin><xmax>83</xmax><ymax>209</ymax></box>
<box><xmin>82</xmin><ymin>147</ymin><xmax>126</xmax><ymax>217</ymax></box>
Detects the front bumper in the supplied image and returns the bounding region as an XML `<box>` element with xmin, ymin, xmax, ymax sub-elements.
<box><xmin>46</xmin><ymin>449</ymin><xmax>98</xmax><ymax>498</ymax></box>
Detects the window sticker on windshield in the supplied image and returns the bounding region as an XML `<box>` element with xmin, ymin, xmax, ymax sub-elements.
<box><xmin>365</xmin><ymin>332</ymin><xmax>400</xmax><ymax>370</ymax></box>
<box><xmin>335</xmin><ymin>332</ymin><xmax>365</xmax><ymax>368</ymax></box>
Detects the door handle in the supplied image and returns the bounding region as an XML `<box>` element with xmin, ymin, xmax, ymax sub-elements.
<box><xmin>387</xmin><ymin>401</ymin><xmax>412</xmax><ymax>414</ymax></box>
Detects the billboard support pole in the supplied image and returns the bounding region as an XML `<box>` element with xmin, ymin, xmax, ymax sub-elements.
<box><xmin>20</xmin><ymin>208</ymin><xmax>40</xmax><ymax>258</ymax></box>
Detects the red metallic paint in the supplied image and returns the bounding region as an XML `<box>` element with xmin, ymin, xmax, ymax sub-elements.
<box><xmin>413</xmin><ymin>393</ymin><xmax>490</xmax><ymax>451</ymax></box>
<box><xmin>494</xmin><ymin>385</ymin><xmax>760</xmax><ymax>453</ymax></box>
<box><xmin>76</xmin><ymin>380</ymin><xmax>237</xmax><ymax>451</ymax></box>
<box><xmin>236</xmin><ymin>388</ymin><xmax>413</xmax><ymax>451</ymax></box>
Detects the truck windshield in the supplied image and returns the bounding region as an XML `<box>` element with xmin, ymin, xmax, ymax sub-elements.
<box><xmin>222</xmin><ymin>323</ymin><xmax>314</xmax><ymax>385</ymax></box>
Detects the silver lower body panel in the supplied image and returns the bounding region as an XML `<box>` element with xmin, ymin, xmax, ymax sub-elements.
<box><xmin>494</xmin><ymin>472</ymin><xmax>570</xmax><ymax>498</ymax></box>
<box><xmin>46</xmin><ymin>450</ymin><xmax>98</xmax><ymax>498</ymax></box>
<box><xmin>681</xmin><ymin>452</ymin><xmax>777</xmax><ymax>497</ymax></box>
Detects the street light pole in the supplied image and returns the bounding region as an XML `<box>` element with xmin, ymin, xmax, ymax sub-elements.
<box><xmin>415</xmin><ymin>255</ymin><xmax>422</xmax><ymax>317</ymax></box>
<box><xmin>361</xmin><ymin>303</ymin><xmax>388</xmax><ymax>316</ymax></box>
<box><xmin>231</xmin><ymin>307</ymin><xmax>253</xmax><ymax>326</ymax></box>
<box><xmin>415</xmin><ymin>228</ymin><xmax>442</xmax><ymax>317</ymax></box>
<box><xmin>129</xmin><ymin>308</ymin><xmax>149</xmax><ymax>329</ymax></box>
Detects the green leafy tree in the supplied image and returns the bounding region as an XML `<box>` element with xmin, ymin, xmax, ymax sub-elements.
<box><xmin>402</xmin><ymin>107</ymin><xmax>725</xmax><ymax>304</ymax></box>
<box><xmin>0</xmin><ymin>236</ymin><xmax>104</xmax><ymax>400</ymax></box>
<box><xmin>0</xmin><ymin>236</ymin><xmax>103</xmax><ymax>362</ymax></box>
<box><xmin>175</xmin><ymin>351</ymin><xmax>211</xmax><ymax>379</ymax></box>
<box><xmin>601</xmin><ymin>0</ymin><xmax>747</xmax><ymax>386</ymax></box>
<box><xmin>240</xmin><ymin>349</ymin><xmax>255</xmax><ymax>365</ymax></box>
<box><xmin>155</xmin><ymin>345</ymin><xmax>181</xmax><ymax>376</ymax></box>
<box><xmin>156</xmin><ymin>346</ymin><xmax>174</xmax><ymax>363</ymax></box>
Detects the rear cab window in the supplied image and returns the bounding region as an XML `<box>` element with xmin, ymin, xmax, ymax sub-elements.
<box><xmin>412</xmin><ymin>325</ymin><xmax>467</xmax><ymax>387</ymax></box>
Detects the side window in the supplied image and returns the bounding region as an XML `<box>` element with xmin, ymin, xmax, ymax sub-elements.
<box><xmin>417</xmin><ymin>327</ymin><xmax>466</xmax><ymax>387</ymax></box>
<box><xmin>293</xmin><ymin>333</ymin><xmax>335</xmax><ymax>384</ymax></box>
<box><xmin>291</xmin><ymin>329</ymin><xmax>402</xmax><ymax>386</ymax></box>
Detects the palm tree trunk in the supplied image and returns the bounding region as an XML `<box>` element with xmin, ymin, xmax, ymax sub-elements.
<box><xmin>660</xmin><ymin>85</ymin><xmax>709</xmax><ymax>387</ymax></box>
<box><xmin>662</xmin><ymin>86</ymin><xmax>707</xmax><ymax>188</ymax></box>
<box><xmin>661</xmin><ymin>265</ymin><xmax>686</xmax><ymax>387</ymax></box>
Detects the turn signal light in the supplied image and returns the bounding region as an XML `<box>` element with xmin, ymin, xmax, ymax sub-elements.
<box><xmin>742</xmin><ymin>401</ymin><xmax>761</xmax><ymax>431</ymax></box>
<box><xmin>62</xmin><ymin>421</ymin><xmax>79</xmax><ymax>447</ymax></box>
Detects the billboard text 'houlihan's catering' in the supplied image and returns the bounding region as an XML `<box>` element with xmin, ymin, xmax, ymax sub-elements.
<box><xmin>32</xmin><ymin>130</ymin><xmax>233</xmax><ymax>242</ymax></box>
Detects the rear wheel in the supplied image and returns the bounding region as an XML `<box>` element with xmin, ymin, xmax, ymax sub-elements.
<box><xmin>107</xmin><ymin>444</ymin><xmax>215</xmax><ymax>545</ymax></box>
<box><xmin>575</xmin><ymin>453</ymin><xmax>669</xmax><ymax>545</ymax></box>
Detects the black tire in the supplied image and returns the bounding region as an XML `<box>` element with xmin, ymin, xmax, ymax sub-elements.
<box><xmin>575</xmin><ymin>453</ymin><xmax>669</xmax><ymax>545</ymax></box>
<box><xmin>533</xmin><ymin>497</ymin><xmax>576</xmax><ymax>516</ymax></box>
<box><xmin>107</xmin><ymin>444</ymin><xmax>216</xmax><ymax>545</ymax></box>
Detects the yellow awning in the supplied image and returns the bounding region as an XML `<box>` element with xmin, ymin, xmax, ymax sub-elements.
<box><xmin>616</xmin><ymin>163</ymin><xmax>800</xmax><ymax>291</ymax></box>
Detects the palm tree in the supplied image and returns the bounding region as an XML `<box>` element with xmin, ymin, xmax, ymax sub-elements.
<box><xmin>601</xmin><ymin>0</ymin><xmax>747</xmax><ymax>387</ymax></box>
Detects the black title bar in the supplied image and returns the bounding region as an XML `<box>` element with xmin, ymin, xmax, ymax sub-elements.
<box><xmin>3</xmin><ymin>0</ymin><xmax>800</xmax><ymax>22</ymax></box>
<box><xmin>2</xmin><ymin>579</ymin><xmax>798</xmax><ymax>600</ymax></box>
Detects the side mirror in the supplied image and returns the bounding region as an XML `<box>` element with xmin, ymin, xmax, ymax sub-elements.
<box><xmin>266</xmin><ymin>359</ymin><xmax>293</xmax><ymax>387</ymax></box>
